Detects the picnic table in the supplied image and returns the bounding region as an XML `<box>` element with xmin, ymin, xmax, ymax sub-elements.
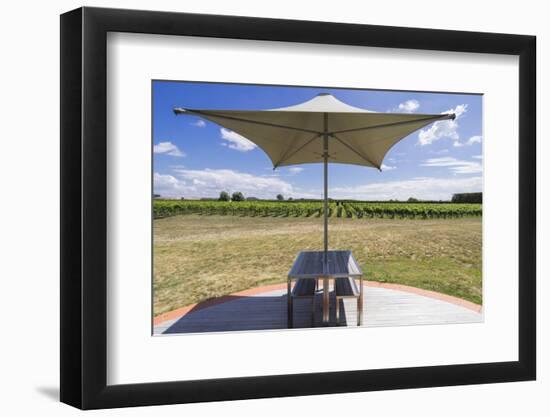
<box><xmin>287</xmin><ymin>250</ymin><xmax>363</xmax><ymax>327</ymax></box>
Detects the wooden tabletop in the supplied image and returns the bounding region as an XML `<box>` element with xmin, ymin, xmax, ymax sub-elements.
<box><xmin>288</xmin><ymin>250</ymin><xmax>362</xmax><ymax>278</ymax></box>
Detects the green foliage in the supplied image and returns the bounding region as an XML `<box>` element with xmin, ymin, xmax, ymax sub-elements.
<box><xmin>232</xmin><ymin>191</ymin><xmax>245</xmax><ymax>202</ymax></box>
<box><xmin>153</xmin><ymin>200</ymin><xmax>482</xmax><ymax>220</ymax></box>
<box><xmin>452</xmin><ymin>192</ymin><xmax>482</xmax><ymax>203</ymax></box>
<box><xmin>219</xmin><ymin>191</ymin><xmax>230</xmax><ymax>201</ymax></box>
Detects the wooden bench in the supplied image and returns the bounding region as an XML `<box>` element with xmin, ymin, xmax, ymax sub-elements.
<box><xmin>291</xmin><ymin>278</ymin><xmax>317</xmax><ymax>325</ymax></box>
<box><xmin>334</xmin><ymin>277</ymin><xmax>361</xmax><ymax>326</ymax></box>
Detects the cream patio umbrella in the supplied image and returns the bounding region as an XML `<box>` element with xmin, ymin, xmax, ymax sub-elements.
<box><xmin>174</xmin><ymin>93</ymin><xmax>455</xmax><ymax>264</ymax></box>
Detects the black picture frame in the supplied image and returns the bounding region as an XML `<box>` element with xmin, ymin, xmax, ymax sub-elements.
<box><xmin>60</xmin><ymin>6</ymin><xmax>536</xmax><ymax>410</ymax></box>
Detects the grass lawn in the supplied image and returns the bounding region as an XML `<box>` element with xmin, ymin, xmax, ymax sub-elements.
<box><xmin>153</xmin><ymin>215</ymin><xmax>482</xmax><ymax>316</ymax></box>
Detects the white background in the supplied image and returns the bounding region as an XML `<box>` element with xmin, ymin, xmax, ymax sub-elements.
<box><xmin>0</xmin><ymin>0</ymin><xmax>546</xmax><ymax>416</ymax></box>
<box><xmin>108</xmin><ymin>33</ymin><xmax>518</xmax><ymax>384</ymax></box>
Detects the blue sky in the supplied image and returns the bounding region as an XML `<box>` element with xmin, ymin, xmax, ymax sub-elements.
<box><xmin>153</xmin><ymin>81</ymin><xmax>482</xmax><ymax>201</ymax></box>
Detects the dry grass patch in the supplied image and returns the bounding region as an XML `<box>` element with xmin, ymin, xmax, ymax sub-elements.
<box><xmin>154</xmin><ymin>215</ymin><xmax>481</xmax><ymax>316</ymax></box>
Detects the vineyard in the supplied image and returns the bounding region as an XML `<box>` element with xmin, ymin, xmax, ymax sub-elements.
<box><xmin>153</xmin><ymin>200</ymin><xmax>482</xmax><ymax>220</ymax></box>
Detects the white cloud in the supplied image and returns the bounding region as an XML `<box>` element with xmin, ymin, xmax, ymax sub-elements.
<box><xmin>153</xmin><ymin>141</ymin><xmax>186</xmax><ymax>157</ymax></box>
<box><xmin>396</xmin><ymin>99</ymin><xmax>420</xmax><ymax>113</ymax></box>
<box><xmin>381</xmin><ymin>163</ymin><xmax>396</xmax><ymax>171</ymax></box>
<box><xmin>220</xmin><ymin>128</ymin><xmax>257</xmax><ymax>152</ymax></box>
<box><xmin>153</xmin><ymin>173</ymin><xmax>188</xmax><ymax>197</ymax></box>
<box><xmin>472</xmin><ymin>155</ymin><xmax>483</xmax><ymax>159</ymax></box>
<box><xmin>154</xmin><ymin>168</ymin><xmax>294</xmax><ymax>199</ymax></box>
<box><xmin>417</xmin><ymin>104</ymin><xmax>468</xmax><ymax>146</ymax></box>
<box><xmin>154</xmin><ymin>168</ymin><xmax>483</xmax><ymax>201</ymax></box>
<box><xmin>330</xmin><ymin>176</ymin><xmax>482</xmax><ymax>201</ymax></box>
<box><xmin>467</xmin><ymin>135</ymin><xmax>482</xmax><ymax>145</ymax></box>
<box><xmin>288</xmin><ymin>167</ymin><xmax>304</xmax><ymax>174</ymax></box>
<box><xmin>191</xmin><ymin>119</ymin><xmax>206</xmax><ymax>127</ymax></box>
<box><xmin>421</xmin><ymin>156</ymin><xmax>482</xmax><ymax>174</ymax></box>
<box><xmin>453</xmin><ymin>134</ymin><xmax>482</xmax><ymax>148</ymax></box>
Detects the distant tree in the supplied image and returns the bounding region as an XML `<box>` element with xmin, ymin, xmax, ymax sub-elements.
<box><xmin>246</xmin><ymin>196</ymin><xmax>259</xmax><ymax>201</ymax></box>
<box><xmin>180</xmin><ymin>197</ymin><xmax>185</xmax><ymax>200</ymax></box>
<box><xmin>288</xmin><ymin>197</ymin><xmax>293</xmax><ymax>201</ymax></box>
<box><xmin>232</xmin><ymin>191</ymin><xmax>245</xmax><ymax>202</ymax></box>
<box><xmin>407</xmin><ymin>197</ymin><xmax>419</xmax><ymax>203</ymax></box>
<box><xmin>219</xmin><ymin>191</ymin><xmax>230</xmax><ymax>201</ymax></box>
<box><xmin>452</xmin><ymin>192</ymin><xmax>482</xmax><ymax>203</ymax></box>
<box><xmin>153</xmin><ymin>194</ymin><xmax>161</xmax><ymax>199</ymax></box>
<box><xmin>276</xmin><ymin>194</ymin><xmax>284</xmax><ymax>201</ymax></box>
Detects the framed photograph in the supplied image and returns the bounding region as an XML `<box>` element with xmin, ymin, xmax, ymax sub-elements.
<box><xmin>60</xmin><ymin>7</ymin><xmax>536</xmax><ymax>409</ymax></box>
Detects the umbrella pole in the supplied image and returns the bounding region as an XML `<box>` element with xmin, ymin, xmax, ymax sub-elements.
<box><xmin>322</xmin><ymin>114</ymin><xmax>329</xmax><ymax>325</ymax></box>
<box><xmin>323</xmin><ymin>113</ymin><xmax>328</xmax><ymax>265</ymax></box>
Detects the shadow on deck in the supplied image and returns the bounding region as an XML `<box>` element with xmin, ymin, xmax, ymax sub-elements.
<box><xmin>161</xmin><ymin>293</ymin><xmax>350</xmax><ymax>334</ymax></box>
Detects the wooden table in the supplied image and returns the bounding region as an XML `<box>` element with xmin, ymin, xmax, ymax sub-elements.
<box><xmin>287</xmin><ymin>250</ymin><xmax>363</xmax><ymax>327</ymax></box>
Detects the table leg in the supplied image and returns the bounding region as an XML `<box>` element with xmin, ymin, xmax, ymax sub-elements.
<box><xmin>323</xmin><ymin>277</ymin><xmax>329</xmax><ymax>325</ymax></box>
<box><xmin>287</xmin><ymin>278</ymin><xmax>292</xmax><ymax>328</ymax></box>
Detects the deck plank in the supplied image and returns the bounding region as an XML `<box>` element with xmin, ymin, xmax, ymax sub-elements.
<box><xmin>156</xmin><ymin>286</ymin><xmax>482</xmax><ymax>335</ymax></box>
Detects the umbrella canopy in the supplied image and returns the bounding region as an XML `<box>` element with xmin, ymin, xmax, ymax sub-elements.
<box><xmin>174</xmin><ymin>93</ymin><xmax>455</xmax><ymax>169</ymax></box>
<box><xmin>174</xmin><ymin>93</ymin><xmax>455</xmax><ymax>263</ymax></box>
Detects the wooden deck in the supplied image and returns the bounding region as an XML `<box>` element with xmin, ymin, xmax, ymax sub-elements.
<box><xmin>155</xmin><ymin>284</ymin><xmax>482</xmax><ymax>335</ymax></box>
